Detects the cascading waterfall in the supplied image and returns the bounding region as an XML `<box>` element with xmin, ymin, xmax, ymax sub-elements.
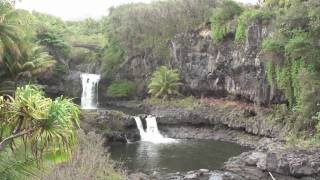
<box><xmin>134</xmin><ymin>115</ymin><xmax>176</xmax><ymax>143</ymax></box>
<box><xmin>80</xmin><ymin>73</ymin><xmax>101</xmax><ymax>109</ymax></box>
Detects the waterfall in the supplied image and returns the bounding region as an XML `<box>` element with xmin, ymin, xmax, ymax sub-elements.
<box><xmin>134</xmin><ymin>115</ymin><xmax>176</xmax><ymax>143</ymax></box>
<box><xmin>80</xmin><ymin>73</ymin><xmax>101</xmax><ymax>109</ymax></box>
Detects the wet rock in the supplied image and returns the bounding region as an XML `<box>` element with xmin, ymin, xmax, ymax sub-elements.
<box><xmin>183</xmin><ymin>173</ymin><xmax>198</xmax><ymax>179</ymax></box>
<box><xmin>81</xmin><ymin>109</ymin><xmax>139</xmax><ymax>142</ymax></box>
<box><xmin>245</xmin><ymin>152</ymin><xmax>266</xmax><ymax>167</ymax></box>
<box><xmin>148</xmin><ymin>105</ymin><xmax>282</xmax><ymax>138</ymax></box>
<box><xmin>208</xmin><ymin>171</ymin><xmax>244</xmax><ymax>180</ymax></box>
<box><xmin>209</xmin><ymin>175</ymin><xmax>223</xmax><ymax>180</ymax></box>
<box><xmin>199</xmin><ymin>169</ymin><xmax>210</xmax><ymax>174</ymax></box>
<box><xmin>128</xmin><ymin>172</ymin><xmax>149</xmax><ymax>180</ymax></box>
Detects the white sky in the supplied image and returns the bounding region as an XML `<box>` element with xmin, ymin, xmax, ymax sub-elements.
<box><xmin>16</xmin><ymin>0</ymin><xmax>259</xmax><ymax>21</ymax></box>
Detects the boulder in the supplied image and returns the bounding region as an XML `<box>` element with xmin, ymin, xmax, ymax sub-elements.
<box><xmin>224</xmin><ymin>139</ymin><xmax>320</xmax><ymax>180</ymax></box>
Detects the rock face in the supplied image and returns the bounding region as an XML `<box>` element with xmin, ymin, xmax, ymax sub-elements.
<box><xmin>81</xmin><ymin>109</ymin><xmax>139</xmax><ymax>142</ymax></box>
<box><xmin>169</xmin><ymin>23</ymin><xmax>282</xmax><ymax>104</ymax></box>
<box><xmin>114</xmin><ymin>22</ymin><xmax>284</xmax><ymax>104</ymax></box>
<box><xmin>114</xmin><ymin>54</ymin><xmax>165</xmax><ymax>98</ymax></box>
<box><xmin>40</xmin><ymin>70</ymin><xmax>82</xmax><ymax>99</ymax></box>
<box><xmin>39</xmin><ymin>47</ymin><xmax>102</xmax><ymax>99</ymax></box>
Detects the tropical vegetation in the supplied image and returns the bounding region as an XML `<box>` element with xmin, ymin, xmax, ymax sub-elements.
<box><xmin>0</xmin><ymin>85</ymin><xmax>80</xmax><ymax>179</ymax></box>
<box><xmin>1</xmin><ymin>0</ymin><xmax>320</xmax><ymax>178</ymax></box>
<box><xmin>148</xmin><ymin>66</ymin><xmax>182</xmax><ymax>99</ymax></box>
<box><xmin>106</xmin><ymin>80</ymin><xmax>135</xmax><ymax>98</ymax></box>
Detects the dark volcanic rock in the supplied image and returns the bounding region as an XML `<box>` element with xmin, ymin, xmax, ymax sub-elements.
<box><xmin>113</xmin><ymin>22</ymin><xmax>285</xmax><ymax>104</ymax></box>
<box><xmin>147</xmin><ymin>105</ymin><xmax>282</xmax><ymax>138</ymax></box>
<box><xmin>169</xmin><ymin>23</ymin><xmax>283</xmax><ymax>104</ymax></box>
<box><xmin>224</xmin><ymin>138</ymin><xmax>320</xmax><ymax>180</ymax></box>
<box><xmin>81</xmin><ymin>109</ymin><xmax>139</xmax><ymax>142</ymax></box>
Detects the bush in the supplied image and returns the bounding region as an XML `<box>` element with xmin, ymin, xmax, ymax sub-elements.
<box><xmin>235</xmin><ymin>9</ymin><xmax>272</xmax><ymax>43</ymax></box>
<box><xmin>148</xmin><ymin>66</ymin><xmax>182</xmax><ymax>99</ymax></box>
<box><xmin>52</xmin><ymin>63</ymin><xmax>68</xmax><ymax>81</ymax></box>
<box><xmin>210</xmin><ymin>0</ymin><xmax>243</xmax><ymax>41</ymax></box>
<box><xmin>262</xmin><ymin>36</ymin><xmax>286</xmax><ymax>54</ymax></box>
<box><xmin>101</xmin><ymin>41</ymin><xmax>124</xmax><ymax>77</ymax></box>
<box><xmin>106</xmin><ymin>80</ymin><xmax>135</xmax><ymax>98</ymax></box>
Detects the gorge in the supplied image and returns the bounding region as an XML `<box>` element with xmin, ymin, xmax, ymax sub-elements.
<box><xmin>1</xmin><ymin>0</ymin><xmax>320</xmax><ymax>179</ymax></box>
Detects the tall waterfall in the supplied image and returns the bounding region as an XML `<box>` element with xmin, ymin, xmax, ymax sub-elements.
<box><xmin>80</xmin><ymin>73</ymin><xmax>101</xmax><ymax>109</ymax></box>
<box><xmin>134</xmin><ymin>115</ymin><xmax>176</xmax><ymax>143</ymax></box>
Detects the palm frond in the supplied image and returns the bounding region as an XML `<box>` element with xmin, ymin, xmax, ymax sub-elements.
<box><xmin>148</xmin><ymin>66</ymin><xmax>182</xmax><ymax>99</ymax></box>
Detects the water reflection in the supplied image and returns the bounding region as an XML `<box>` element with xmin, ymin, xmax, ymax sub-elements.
<box><xmin>109</xmin><ymin>140</ymin><xmax>250</xmax><ymax>174</ymax></box>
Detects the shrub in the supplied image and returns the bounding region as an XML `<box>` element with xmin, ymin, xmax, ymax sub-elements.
<box><xmin>101</xmin><ymin>41</ymin><xmax>124</xmax><ymax>77</ymax></box>
<box><xmin>148</xmin><ymin>66</ymin><xmax>182</xmax><ymax>99</ymax></box>
<box><xmin>210</xmin><ymin>0</ymin><xmax>243</xmax><ymax>41</ymax></box>
<box><xmin>262</xmin><ymin>36</ymin><xmax>286</xmax><ymax>54</ymax></box>
<box><xmin>106</xmin><ymin>80</ymin><xmax>135</xmax><ymax>98</ymax></box>
<box><xmin>235</xmin><ymin>9</ymin><xmax>272</xmax><ymax>43</ymax></box>
<box><xmin>52</xmin><ymin>63</ymin><xmax>68</xmax><ymax>81</ymax></box>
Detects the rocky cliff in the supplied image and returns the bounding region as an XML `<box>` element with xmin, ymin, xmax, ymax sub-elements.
<box><xmin>115</xmin><ymin>22</ymin><xmax>284</xmax><ymax>104</ymax></box>
<box><xmin>42</xmin><ymin>21</ymin><xmax>285</xmax><ymax>104</ymax></box>
<box><xmin>170</xmin><ymin>22</ymin><xmax>280</xmax><ymax>104</ymax></box>
<box><xmin>39</xmin><ymin>48</ymin><xmax>102</xmax><ymax>100</ymax></box>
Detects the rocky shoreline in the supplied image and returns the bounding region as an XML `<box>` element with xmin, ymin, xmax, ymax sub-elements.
<box><xmin>80</xmin><ymin>102</ymin><xmax>320</xmax><ymax>180</ymax></box>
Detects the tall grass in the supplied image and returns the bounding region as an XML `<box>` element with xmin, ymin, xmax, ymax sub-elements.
<box><xmin>42</xmin><ymin>130</ymin><xmax>125</xmax><ymax>180</ymax></box>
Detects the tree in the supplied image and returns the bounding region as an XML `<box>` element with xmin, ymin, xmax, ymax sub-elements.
<box><xmin>0</xmin><ymin>85</ymin><xmax>80</xmax><ymax>156</ymax></box>
<box><xmin>0</xmin><ymin>45</ymin><xmax>55</xmax><ymax>94</ymax></box>
<box><xmin>0</xmin><ymin>1</ymin><xmax>22</xmax><ymax>64</ymax></box>
<box><xmin>148</xmin><ymin>66</ymin><xmax>182</xmax><ymax>99</ymax></box>
<box><xmin>106</xmin><ymin>80</ymin><xmax>135</xmax><ymax>98</ymax></box>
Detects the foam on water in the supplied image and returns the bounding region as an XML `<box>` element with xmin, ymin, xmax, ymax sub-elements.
<box><xmin>134</xmin><ymin>115</ymin><xmax>177</xmax><ymax>144</ymax></box>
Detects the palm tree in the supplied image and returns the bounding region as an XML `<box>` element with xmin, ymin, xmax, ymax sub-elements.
<box><xmin>0</xmin><ymin>45</ymin><xmax>55</xmax><ymax>94</ymax></box>
<box><xmin>148</xmin><ymin>66</ymin><xmax>182</xmax><ymax>99</ymax></box>
<box><xmin>18</xmin><ymin>45</ymin><xmax>56</xmax><ymax>79</ymax></box>
<box><xmin>0</xmin><ymin>1</ymin><xmax>22</xmax><ymax>64</ymax></box>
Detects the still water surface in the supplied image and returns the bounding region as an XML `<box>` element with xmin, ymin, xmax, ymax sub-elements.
<box><xmin>109</xmin><ymin>140</ymin><xmax>249</xmax><ymax>174</ymax></box>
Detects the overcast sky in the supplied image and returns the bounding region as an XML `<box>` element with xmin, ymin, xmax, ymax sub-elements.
<box><xmin>16</xmin><ymin>0</ymin><xmax>259</xmax><ymax>21</ymax></box>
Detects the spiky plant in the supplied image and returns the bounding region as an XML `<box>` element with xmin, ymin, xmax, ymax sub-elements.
<box><xmin>148</xmin><ymin>66</ymin><xmax>182</xmax><ymax>99</ymax></box>
<box><xmin>0</xmin><ymin>85</ymin><xmax>80</xmax><ymax>157</ymax></box>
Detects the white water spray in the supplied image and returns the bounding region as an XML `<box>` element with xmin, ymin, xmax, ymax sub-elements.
<box><xmin>134</xmin><ymin>115</ymin><xmax>176</xmax><ymax>143</ymax></box>
<box><xmin>80</xmin><ymin>73</ymin><xmax>101</xmax><ymax>109</ymax></box>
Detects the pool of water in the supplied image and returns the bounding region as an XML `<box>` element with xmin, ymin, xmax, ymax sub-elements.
<box><xmin>109</xmin><ymin>139</ymin><xmax>250</xmax><ymax>174</ymax></box>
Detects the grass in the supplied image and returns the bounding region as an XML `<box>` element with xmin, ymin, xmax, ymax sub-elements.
<box><xmin>144</xmin><ymin>96</ymin><xmax>202</xmax><ymax>110</ymax></box>
<box><xmin>41</xmin><ymin>130</ymin><xmax>125</xmax><ymax>180</ymax></box>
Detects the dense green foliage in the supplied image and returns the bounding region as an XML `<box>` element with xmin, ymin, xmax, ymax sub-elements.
<box><xmin>235</xmin><ymin>9</ymin><xmax>272</xmax><ymax>43</ymax></box>
<box><xmin>0</xmin><ymin>2</ymin><xmax>58</xmax><ymax>93</ymax></box>
<box><xmin>262</xmin><ymin>0</ymin><xmax>320</xmax><ymax>132</ymax></box>
<box><xmin>210</xmin><ymin>0</ymin><xmax>243</xmax><ymax>41</ymax></box>
<box><xmin>106</xmin><ymin>80</ymin><xmax>135</xmax><ymax>98</ymax></box>
<box><xmin>0</xmin><ymin>85</ymin><xmax>80</xmax><ymax>179</ymax></box>
<box><xmin>148</xmin><ymin>66</ymin><xmax>182</xmax><ymax>99</ymax></box>
<box><xmin>103</xmin><ymin>0</ymin><xmax>217</xmax><ymax>76</ymax></box>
